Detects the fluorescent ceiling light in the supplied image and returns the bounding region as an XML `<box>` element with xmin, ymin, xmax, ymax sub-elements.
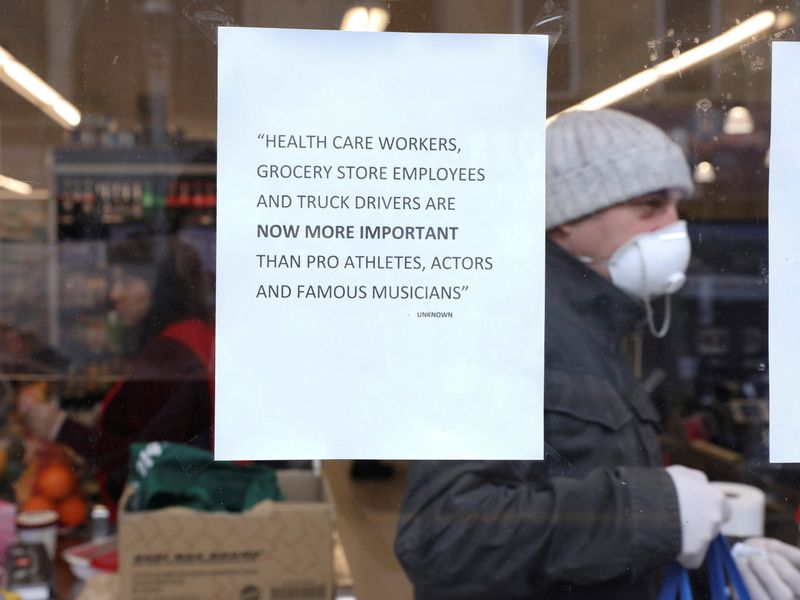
<box><xmin>552</xmin><ymin>10</ymin><xmax>781</xmax><ymax>120</ymax></box>
<box><xmin>341</xmin><ymin>6</ymin><xmax>390</xmax><ymax>32</ymax></box>
<box><xmin>0</xmin><ymin>174</ymin><xmax>33</xmax><ymax>195</ymax></box>
<box><xmin>0</xmin><ymin>45</ymin><xmax>81</xmax><ymax>129</ymax></box>
<box><xmin>723</xmin><ymin>106</ymin><xmax>755</xmax><ymax>135</ymax></box>
<box><xmin>693</xmin><ymin>161</ymin><xmax>717</xmax><ymax>184</ymax></box>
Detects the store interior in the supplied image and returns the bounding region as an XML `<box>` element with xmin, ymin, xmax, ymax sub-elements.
<box><xmin>0</xmin><ymin>0</ymin><xmax>797</xmax><ymax>598</ymax></box>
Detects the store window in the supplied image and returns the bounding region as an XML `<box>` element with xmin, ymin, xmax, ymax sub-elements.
<box><xmin>0</xmin><ymin>1</ymin><xmax>795</xmax><ymax>598</ymax></box>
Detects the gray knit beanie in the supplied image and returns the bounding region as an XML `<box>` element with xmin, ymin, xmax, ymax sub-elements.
<box><xmin>546</xmin><ymin>109</ymin><xmax>693</xmax><ymax>229</ymax></box>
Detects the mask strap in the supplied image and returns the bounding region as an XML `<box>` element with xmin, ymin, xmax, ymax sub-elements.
<box><xmin>644</xmin><ymin>294</ymin><xmax>672</xmax><ymax>338</ymax></box>
<box><xmin>634</xmin><ymin>240</ymin><xmax>674</xmax><ymax>338</ymax></box>
<box><xmin>587</xmin><ymin>244</ymin><xmax>674</xmax><ymax>337</ymax></box>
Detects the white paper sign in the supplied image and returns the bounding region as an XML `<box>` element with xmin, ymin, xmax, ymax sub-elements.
<box><xmin>215</xmin><ymin>27</ymin><xmax>548</xmax><ymax>460</ymax></box>
<box><xmin>769</xmin><ymin>42</ymin><xmax>800</xmax><ymax>462</ymax></box>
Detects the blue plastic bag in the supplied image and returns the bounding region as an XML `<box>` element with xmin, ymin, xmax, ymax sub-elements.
<box><xmin>658</xmin><ymin>535</ymin><xmax>752</xmax><ymax>600</ymax></box>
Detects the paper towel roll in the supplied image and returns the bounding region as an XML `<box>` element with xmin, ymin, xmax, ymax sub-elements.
<box><xmin>711</xmin><ymin>482</ymin><xmax>766</xmax><ymax>538</ymax></box>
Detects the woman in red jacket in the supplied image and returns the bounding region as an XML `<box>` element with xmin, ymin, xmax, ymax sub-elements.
<box><xmin>20</xmin><ymin>236</ymin><xmax>214</xmax><ymax>502</ymax></box>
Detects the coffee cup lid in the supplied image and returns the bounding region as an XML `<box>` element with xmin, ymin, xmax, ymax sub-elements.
<box><xmin>16</xmin><ymin>510</ymin><xmax>58</xmax><ymax>528</ymax></box>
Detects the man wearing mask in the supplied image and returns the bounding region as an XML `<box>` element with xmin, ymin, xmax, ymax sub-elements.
<box><xmin>395</xmin><ymin>109</ymin><xmax>731</xmax><ymax>598</ymax></box>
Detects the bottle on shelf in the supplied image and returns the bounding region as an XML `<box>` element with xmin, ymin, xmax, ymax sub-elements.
<box><xmin>201</xmin><ymin>179</ymin><xmax>216</xmax><ymax>226</ymax></box>
<box><xmin>205</xmin><ymin>179</ymin><xmax>216</xmax><ymax>208</ymax></box>
<box><xmin>58</xmin><ymin>179</ymin><xmax>75</xmax><ymax>226</ymax></box>
<box><xmin>110</xmin><ymin>180</ymin><xmax>124</xmax><ymax>224</ymax></box>
<box><xmin>191</xmin><ymin>179</ymin><xmax>205</xmax><ymax>208</ymax></box>
<box><xmin>119</xmin><ymin>180</ymin><xmax>133</xmax><ymax>221</ymax></box>
<box><xmin>141</xmin><ymin>181</ymin><xmax>156</xmax><ymax>219</ymax></box>
<box><xmin>178</xmin><ymin>180</ymin><xmax>191</xmax><ymax>209</ymax></box>
<box><xmin>95</xmin><ymin>180</ymin><xmax>111</xmax><ymax>224</ymax></box>
<box><xmin>81</xmin><ymin>179</ymin><xmax>96</xmax><ymax>216</ymax></box>
<box><xmin>131</xmin><ymin>180</ymin><xmax>143</xmax><ymax>220</ymax></box>
<box><xmin>166</xmin><ymin>180</ymin><xmax>179</xmax><ymax>210</ymax></box>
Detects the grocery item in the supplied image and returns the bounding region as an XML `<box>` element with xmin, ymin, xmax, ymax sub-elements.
<box><xmin>126</xmin><ymin>442</ymin><xmax>282</xmax><ymax>512</ymax></box>
<box><xmin>15</xmin><ymin>511</ymin><xmax>57</xmax><ymax>558</ymax></box>
<box><xmin>36</xmin><ymin>463</ymin><xmax>76</xmax><ymax>502</ymax></box>
<box><xmin>21</xmin><ymin>496</ymin><xmax>53</xmax><ymax>512</ymax></box>
<box><xmin>57</xmin><ymin>495</ymin><xmax>87</xmax><ymax>528</ymax></box>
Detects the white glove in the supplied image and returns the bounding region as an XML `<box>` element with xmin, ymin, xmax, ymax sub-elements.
<box><xmin>666</xmin><ymin>465</ymin><xmax>732</xmax><ymax>569</ymax></box>
<box><xmin>733</xmin><ymin>538</ymin><xmax>800</xmax><ymax>600</ymax></box>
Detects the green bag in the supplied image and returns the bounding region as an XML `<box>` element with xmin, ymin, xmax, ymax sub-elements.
<box><xmin>126</xmin><ymin>442</ymin><xmax>283</xmax><ymax>512</ymax></box>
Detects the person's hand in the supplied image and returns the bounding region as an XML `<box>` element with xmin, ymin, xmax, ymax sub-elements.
<box><xmin>733</xmin><ymin>538</ymin><xmax>800</xmax><ymax>600</ymax></box>
<box><xmin>665</xmin><ymin>465</ymin><xmax>732</xmax><ymax>569</ymax></box>
<box><xmin>17</xmin><ymin>397</ymin><xmax>66</xmax><ymax>441</ymax></box>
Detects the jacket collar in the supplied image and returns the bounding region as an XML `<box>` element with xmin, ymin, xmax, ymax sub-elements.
<box><xmin>545</xmin><ymin>238</ymin><xmax>645</xmax><ymax>344</ymax></box>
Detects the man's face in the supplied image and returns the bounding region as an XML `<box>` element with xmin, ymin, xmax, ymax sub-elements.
<box><xmin>550</xmin><ymin>190</ymin><xmax>681</xmax><ymax>278</ymax></box>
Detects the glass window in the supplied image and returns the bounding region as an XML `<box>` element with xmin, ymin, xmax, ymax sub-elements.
<box><xmin>0</xmin><ymin>1</ymin><xmax>794</xmax><ymax>598</ymax></box>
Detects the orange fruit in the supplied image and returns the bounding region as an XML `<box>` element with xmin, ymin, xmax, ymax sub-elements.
<box><xmin>57</xmin><ymin>495</ymin><xmax>87</xmax><ymax>528</ymax></box>
<box><xmin>37</xmin><ymin>464</ymin><xmax>77</xmax><ymax>502</ymax></box>
<box><xmin>23</xmin><ymin>494</ymin><xmax>55</xmax><ymax>512</ymax></box>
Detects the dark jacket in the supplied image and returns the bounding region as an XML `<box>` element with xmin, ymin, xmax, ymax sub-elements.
<box><xmin>57</xmin><ymin>319</ymin><xmax>214</xmax><ymax>501</ymax></box>
<box><xmin>394</xmin><ymin>240</ymin><xmax>682</xmax><ymax>599</ymax></box>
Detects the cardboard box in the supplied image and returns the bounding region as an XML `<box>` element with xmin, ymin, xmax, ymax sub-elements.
<box><xmin>119</xmin><ymin>469</ymin><xmax>333</xmax><ymax>600</ymax></box>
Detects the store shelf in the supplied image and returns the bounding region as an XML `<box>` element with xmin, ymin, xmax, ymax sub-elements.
<box><xmin>0</xmin><ymin>192</ymin><xmax>56</xmax><ymax>347</ymax></box>
<box><xmin>49</xmin><ymin>144</ymin><xmax>217</xmax><ymax>393</ymax></box>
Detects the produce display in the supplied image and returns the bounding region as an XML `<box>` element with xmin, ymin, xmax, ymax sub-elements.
<box><xmin>8</xmin><ymin>383</ymin><xmax>90</xmax><ymax>530</ymax></box>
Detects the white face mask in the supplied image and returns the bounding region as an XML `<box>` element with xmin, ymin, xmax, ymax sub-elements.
<box><xmin>581</xmin><ymin>220</ymin><xmax>691</xmax><ymax>338</ymax></box>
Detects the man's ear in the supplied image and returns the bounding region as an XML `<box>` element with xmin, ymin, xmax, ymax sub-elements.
<box><xmin>547</xmin><ymin>223</ymin><xmax>573</xmax><ymax>242</ymax></box>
